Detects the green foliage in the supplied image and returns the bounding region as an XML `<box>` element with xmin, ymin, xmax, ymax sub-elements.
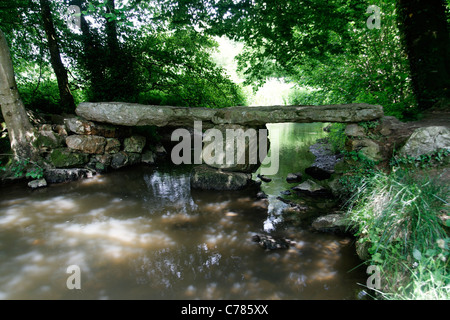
<box><xmin>130</xmin><ymin>28</ymin><xmax>246</xmax><ymax>108</ymax></box>
<box><xmin>358</xmin><ymin>120</ymin><xmax>380</xmax><ymax>131</ymax></box>
<box><xmin>326</xmin><ymin>123</ymin><xmax>347</xmax><ymax>154</ymax></box>
<box><xmin>390</xmin><ymin>148</ymin><xmax>450</xmax><ymax>170</ymax></box>
<box><xmin>1</xmin><ymin>0</ymin><xmax>246</xmax><ymax>112</ymax></box>
<box><xmin>5</xmin><ymin>158</ymin><xmax>44</xmax><ymax>179</ymax></box>
<box><xmin>167</xmin><ymin>0</ymin><xmax>420</xmax><ymax>118</ymax></box>
<box><xmin>337</xmin><ymin>150</ymin><xmax>380</xmax><ymax>199</ymax></box>
<box><xmin>347</xmin><ymin>168</ymin><xmax>449</xmax><ymax>299</ymax></box>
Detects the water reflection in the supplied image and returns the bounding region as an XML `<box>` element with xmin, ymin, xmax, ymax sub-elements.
<box><xmin>143</xmin><ymin>171</ymin><xmax>197</xmax><ymax>214</ymax></box>
<box><xmin>0</xmin><ymin>124</ymin><xmax>367</xmax><ymax>300</ymax></box>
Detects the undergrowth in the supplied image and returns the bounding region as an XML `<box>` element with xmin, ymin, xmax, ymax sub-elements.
<box><xmin>345</xmin><ymin>167</ymin><xmax>449</xmax><ymax>300</ymax></box>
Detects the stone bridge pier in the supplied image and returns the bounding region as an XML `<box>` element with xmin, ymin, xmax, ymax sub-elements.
<box><xmin>76</xmin><ymin>102</ymin><xmax>384</xmax><ymax>190</ymax></box>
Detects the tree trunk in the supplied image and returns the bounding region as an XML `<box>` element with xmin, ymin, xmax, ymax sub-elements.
<box><xmin>397</xmin><ymin>0</ymin><xmax>450</xmax><ymax>110</ymax></box>
<box><xmin>0</xmin><ymin>29</ymin><xmax>38</xmax><ymax>160</ymax></box>
<box><xmin>105</xmin><ymin>0</ymin><xmax>120</xmax><ymax>57</ymax></box>
<box><xmin>40</xmin><ymin>0</ymin><xmax>76</xmax><ymax>112</ymax></box>
<box><xmin>70</xmin><ymin>0</ymin><xmax>106</xmax><ymax>101</ymax></box>
<box><xmin>104</xmin><ymin>0</ymin><xmax>124</xmax><ymax>100</ymax></box>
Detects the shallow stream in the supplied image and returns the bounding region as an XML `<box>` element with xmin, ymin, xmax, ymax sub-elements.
<box><xmin>0</xmin><ymin>123</ymin><xmax>367</xmax><ymax>299</ymax></box>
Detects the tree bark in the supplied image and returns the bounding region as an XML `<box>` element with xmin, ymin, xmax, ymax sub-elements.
<box><xmin>39</xmin><ymin>0</ymin><xmax>76</xmax><ymax>112</ymax></box>
<box><xmin>397</xmin><ymin>0</ymin><xmax>450</xmax><ymax>110</ymax></box>
<box><xmin>0</xmin><ymin>29</ymin><xmax>38</xmax><ymax>160</ymax></box>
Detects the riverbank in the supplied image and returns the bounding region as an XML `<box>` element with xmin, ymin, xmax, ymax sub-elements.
<box><xmin>328</xmin><ymin>109</ymin><xmax>450</xmax><ymax>299</ymax></box>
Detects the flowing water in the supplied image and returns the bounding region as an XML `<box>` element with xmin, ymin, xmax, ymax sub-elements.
<box><xmin>0</xmin><ymin>123</ymin><xmax>367</xmax><ymax>300</ymax></box>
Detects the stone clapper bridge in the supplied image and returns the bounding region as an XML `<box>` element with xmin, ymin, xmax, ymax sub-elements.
<box><xmin>76</xmin><ymin>102</ymin><xmax>384</xmax><ymax>190</ymax></box>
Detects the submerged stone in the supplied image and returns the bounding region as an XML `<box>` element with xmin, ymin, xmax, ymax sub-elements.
<box><xmin>190</xmin><ymin>165</ymin><xmax>253</xmax><ymax>190</ymax></box>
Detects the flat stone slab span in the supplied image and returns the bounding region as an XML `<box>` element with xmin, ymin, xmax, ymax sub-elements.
<box><xmin>76</xmin><ymin>102</ymin><xmax>384</xmax><ymax>127</ymax></box>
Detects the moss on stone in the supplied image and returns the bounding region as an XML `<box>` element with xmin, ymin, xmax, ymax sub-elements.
<box><xmin>50</xmin><ymin>148</ymin><xmax>89</xmax><ymax>168</ymax></box>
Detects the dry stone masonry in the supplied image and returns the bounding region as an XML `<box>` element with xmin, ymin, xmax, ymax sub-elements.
<box><xmin>30</xmin><ymin>102</ymin><xmax>385</xmax><ymax>188</ymax></box>
<box><xmin>32</xmin><ymin>114</ymin><xmax>165</xmax><ymax>185</ymax></box>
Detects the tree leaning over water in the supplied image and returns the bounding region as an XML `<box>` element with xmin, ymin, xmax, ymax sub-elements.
<box><xmin>0</xmin><ymin>29</ymin><xmax>38</xmax><ymax>161</ymax></box>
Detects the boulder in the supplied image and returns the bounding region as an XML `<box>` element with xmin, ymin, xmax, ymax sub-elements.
<box><xmin>190</xmin><ymin>165</ymin><xmax>253</xmax><ymax>190</ymax></box>
<box><xmin>306</xmin><ymin>142</ymin><xmax>341</xmax><ymax>180</ymax></box>
<box><xmin>155</xmin><ymin>145</ymin><xmax>167</xmax><ymax>157</ymax></box>
<box><xmin>277</xmin><ymin>196</ymin><xmax>308</xmax><ymax>212</ymax></box>
<box><xmin>311</xmin><ymin>214</ymin><xmax>348</xmax><ymax>232</ymax></box>
<box><xmin>256</xmin><ymin>191</ymin><xmax>268</xmax><ymax>199</ymax></box>
<box><xmin>64</xmin><ymin>116</ymin><xmax>118</xmax><ymax>138</ymax></box>
<box><xmin>399</xmin><ymin>126</ymin><xmax>450</xmax><ymax>158</ymax></box>
<box><xmin>35</xmin><ymin>130</ymin><xmax>65</xmax><ymax>150</ymax></box>
<box><xmin>378</xmin><ymin>116</ymin><xmax>406</xmax><ymax>136</ymax></box>
<box><xmin>141</xmin><ymin>150</ymin><xmax>156</xmax><ymax>165</ymax></box>
<box><xmin>87</xmin><ymin>154</ymin><xmax>112</xmax><ymax>172</ymax></box>
<box><xmin>66</xmin><ymin>135</ymin><xmax>106</xmax><ymax>154</ymax></box>
<box><xmin>124</xmin><ymin>135</ymin><xmax>146</xmax><ymax>153</ymax></box>
<box><xmin>345</xmin><ymin>124</ymin><xmax>365</xmax><ymax>137</ymax></box>
<box><xmin>49</xmin><ymin>148</ymin><xmax>89</xmax><ymax>168</ymax></box>
<box><xmin>355</xmin><ymin>238</ymin><xmax>372</xmax><ymax>261</ymax></box>
<box><xmin>105</xmin><ymin>138</ymin><xmax>121</xmax><ymax>154</ymax></box>
<box><xmin>111</xmin><ymin>151</ymin><xmax>129</xmax><ymax>169</ymax></box>
<box><xmin>292</xmin><ymin>179</ymin><xmax>329</xmax><ymax>196</ymax></box>
<box><xmin>44</xmin><ymin>168</ymin><xmax>92</xmax><ymax>184</ymax></box>
<box><xmin>351</xmin><ymin>139</ymin><xmax>383</xmax><ymax>161</ymax></box>
<box><xmin>28</xmin><ymin>178</ymin><xmax>47</xmax><ymax>189</ymax></box>
<box><xmin>286</xmin><ymin>172</ymin><xmax>302</xmax><ymax>183</ymax></box>
<box><xmin>127</xmin><ymin>152</ymin><xmax>142</xmax><ymax>165</ymax></box>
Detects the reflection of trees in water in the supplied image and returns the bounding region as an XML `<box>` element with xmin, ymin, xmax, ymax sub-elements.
<box><xmin>127</xmin><ymin>227</ymin><xmax>364</xmax><ymax>299</ymax></box>
<box><xmin>143</xmin><ymin>172</ymin><xmax>197</xmax><ymax>214</ymax></box>
<box><xmin>130</xmin><ymin>243</ymin><xmax>225</xmax><ymax>298</ymax></box>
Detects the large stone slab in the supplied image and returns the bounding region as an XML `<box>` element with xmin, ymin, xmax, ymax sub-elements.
<box><xmin>76</xmin><ymin>102</ymin><xmax>216</xmax><ymax>127</ymax></box>
<box><xmin>76</xmin><ymin>102</ymin><xmax>384</xmax><ymax>127</ymax></box>
<box><xmin>211</xmin><ymin>104</ymin><xmax>384</xmax><ymax>126</ymax></box>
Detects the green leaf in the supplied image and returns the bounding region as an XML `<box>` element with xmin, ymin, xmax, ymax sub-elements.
<box><xmin>446</xmin><ymin>220</ymin><xmax>450</xmax><ymax>227</ymax></box>
<box><xmin>412</xmin><ymin>248</ymin><xmax>422</xmax><ymax>261</ymax></box>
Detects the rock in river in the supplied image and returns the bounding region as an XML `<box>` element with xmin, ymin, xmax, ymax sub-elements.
<box><xmin>252</xmin><ymin>234</ymin><xmax>294</xmax><ymax>251</ymax></box>
<box><xmin>292</xmin><ymin>179</ymin><xmax>329</xmax><ymax>196</ymax></box>
<box><xmin>190</xmin><ymin>165</ymin><xmax>254</xmax><ymax>191</ymax></box>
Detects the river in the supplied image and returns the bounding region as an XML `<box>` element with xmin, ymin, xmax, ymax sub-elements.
<box><xmin>0</xmin><ymin>123</ymin><xmax>368</xmax><ymax>299</ymax></box>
